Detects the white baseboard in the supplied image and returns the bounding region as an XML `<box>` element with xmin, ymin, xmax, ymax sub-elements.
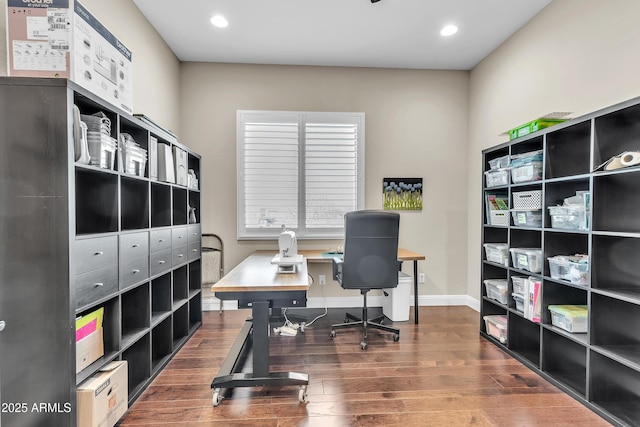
<box><xmin>203</xmin><ymin>295</ymin><xmax>481</xmax><ymax>312</ymax></box>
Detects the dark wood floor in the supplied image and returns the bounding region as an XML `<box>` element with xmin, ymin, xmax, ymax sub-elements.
<box><xmin>119</xmin><ymin>306</ymin><xmax>611</xmax><ymax>426</ymax></box>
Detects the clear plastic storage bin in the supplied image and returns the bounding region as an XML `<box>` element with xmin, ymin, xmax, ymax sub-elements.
<box><xmin>510</xmin><ymin>150</ymin><xmax>543</xmax><ymax>183</ymax></box>
<box><xmin>512</xmin><ymin>292</ymin><xmax>525</xmax><ymax>312</ymax></box>
<box><xmin>483</xmin><ymin>315</ymin><xmax>507</xmax><ymax>343</ymax></box>
<box><xmin>548</xmin><ymin>205</ymin><xmax>587</xmax><ymax>230</ymax></box>
<box><xmin>483</xmin><ymin>243</ymin><xmax>509</xmax><ymax>265</ymax></box>
<box><xmin>483</xmin><ymin>279</ymin><xmax>508</xmax><ymax>304</ymax></box>
<box><xmin>510</xmin><ymin>248</ymin><xmax>543</xmax><ymax>273</ymax></box>
<box><xmin>511</xmin><ymin>276</ymin><xmax>528</xmax><ymax>296</ymax></box>
<box><xmin>485</xmin><ymin>169</ymin><xmax>510</xmax><ymax>188</ymax></box>
<box><xmin>548</xmin><ymin>255</ymin><xmax>589</xmax><ymax>284</ymax></box>
<box><xmin>548</xmin><ymin>305</ymin><xmax>588</xmax><ymax>333</ymax></box>
<box><xmin>488</xmin><ymin>155</ymin><xmax>510</xmax><ymax>170</ymax></box>
<box><xmin>511</xmin><ymin>210</ymin><xmax>542</xmax><ymax>227</ymax></box>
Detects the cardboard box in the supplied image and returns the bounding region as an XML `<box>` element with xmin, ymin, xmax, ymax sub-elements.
<box><xmin>77</xmin><ymin>361</ymin><xmax>128</xmax><ymax>427</ymax></box>
<box><xmin>6</xmin><ymin>0</ymin><xmax>133</xmax><ymax>113</ymax></box>
<box><xmin>76</xmin><ymin>328</ymin><xmax>104</xmax><ymax>373</ymax></box>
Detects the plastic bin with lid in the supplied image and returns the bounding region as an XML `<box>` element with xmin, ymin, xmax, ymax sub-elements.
<box><xmin>512</xmin><ymin>292</ymin><xmax>525</xmax><ymax>312</ymax></box>
<box><xmin>511</xmin><ymin>276</ymin><xmax>528</xmax><ymax>296</ymax></box>
<box><xmin>483</xmin><ymin>279</ymin><xmax>508</xmax><ymax>304</ymax></box>
<box><xmin>483</xmin><ymin>243</ymin><xmax>509</xmax><ymax>265</ymax></box>
<box><xmin>488</xmin><ymin>155</ymin><xmax>510</xmax><ymax>170</ymax></box>
<box><xmin>548</xmin><ymin>305</ymin><xmax>588</xmax><ymax>333</ymax></box>
<box><xmin>548</xmin><ymin>205</ymin><xmax>587</xmax><ymax>230</ymax></box>
<box><xmin>485</xmin><ymin>169</ymin><xmax>510</xmax><ymax>188</ymax></box>
<box><xmin>548</xmin><ymin>255</ymin><xmax>589</xmax><ymax>284</ymax></box>
<box><xmin>483</xmin><ymin>315</ymin><xmax>507</xmax><ymax>343</ymax></box>
<box><xmin>511</xmin><ymin>210</ymin><xmax>542</xmax><ymax>227</ymax></box>
<box><xmin>509</xmin><ymin>248</ymin><xmax>543</xmax><ymax>273</ymax></box>
<box><xmin>510</xmin><ymin>150</ymin><xmax>543</xmax><ymax>184</ymax></box>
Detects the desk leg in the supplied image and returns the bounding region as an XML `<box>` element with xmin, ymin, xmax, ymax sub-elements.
<box><xmin>252</xmin><ymin>300</ymin><xmax>270</xmax><ymax>377</ymax></box>
<box><xmin>210</xmin><ymin>300</ymin><xmax>309</xmax><ymax>406</ymax></box>
<box><xmin>413</xmin><ymin>260</ymin><xmax>419</xmax><ymax>324</ymax></box>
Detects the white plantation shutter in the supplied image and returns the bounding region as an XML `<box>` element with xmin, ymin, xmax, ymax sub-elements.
<box><xmin>305</xmin><ymin>120</ymin><xmax>359</xmax><ymax>229</ymax></box>
<box><xmin>238</xmin><ymin>111</ymin><xmax>364</xmax><ymax>239</ymax></box>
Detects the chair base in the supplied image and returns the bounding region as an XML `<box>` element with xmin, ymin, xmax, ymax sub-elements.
<box><xmin>330</xmin><ymin>296</ymin><xmax>400</xmax><ymax>350</ymax></box>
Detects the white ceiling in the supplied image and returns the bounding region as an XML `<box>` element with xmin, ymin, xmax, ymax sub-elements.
<box><xmin>132</xmin><ymin>0</ymin><xmax>550</xmax><ymax>71</ymax></box>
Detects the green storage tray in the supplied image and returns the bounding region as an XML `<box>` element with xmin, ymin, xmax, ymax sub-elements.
<box><xmin>509</xmin><ymin>119</ymin><xmax>566</xmax><ymax>140</ymax></box>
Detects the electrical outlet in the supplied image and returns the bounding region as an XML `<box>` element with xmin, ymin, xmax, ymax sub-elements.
<box><xmin>419</xmin><ymin>273</ymin><xmax>425</xmax><ymax>284</ymax></box>
<box><xmin>319</xmin><ymin>274</ymin><xmax>326</xmax><ymax>285</ymax></box>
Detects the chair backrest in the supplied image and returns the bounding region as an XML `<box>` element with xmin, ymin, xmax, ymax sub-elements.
<box><xmin>341</xmin><ymin>210</ymin><xmax>400</xmax><ymax>290</ymax></box>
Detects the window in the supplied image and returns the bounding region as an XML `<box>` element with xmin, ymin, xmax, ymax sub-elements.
<box><xmin>237</xmin><ymin>110</ymin><xmax>365</xmax><ymax>239</ymax></box>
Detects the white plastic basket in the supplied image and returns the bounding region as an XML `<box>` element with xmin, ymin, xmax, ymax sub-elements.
<box><xmin>513</xmin><ymin>190</ymin><xmax>542</xmax><ymax>210</ymax></box>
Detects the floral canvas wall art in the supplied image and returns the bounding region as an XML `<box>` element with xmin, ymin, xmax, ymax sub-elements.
<box><xmin>383</xmin><ymin>178</ymin><xmax>423</xmax><ymax>211</ymax></box>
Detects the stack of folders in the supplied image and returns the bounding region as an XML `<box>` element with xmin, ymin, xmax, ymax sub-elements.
<box><xmin>76</xmin><ymin>307</ymin><xmax>104</xmax><ymax>373</ymax></box>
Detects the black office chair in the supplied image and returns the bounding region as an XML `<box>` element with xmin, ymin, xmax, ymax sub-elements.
<box><xmin>329</xmin><ymin>210</ymin><xmax>400</xmax><ymax>350</ymax></box>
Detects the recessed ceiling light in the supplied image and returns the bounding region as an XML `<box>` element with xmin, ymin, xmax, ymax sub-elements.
<box><xmin>210</xmin><ymin>14</ymin><xmax>228</xmax><ymax>28</ymax></box>
<box><xmin>440</xmin><ymin>24</ymin><xmax>458</xmax><ymax>37</ymax></box>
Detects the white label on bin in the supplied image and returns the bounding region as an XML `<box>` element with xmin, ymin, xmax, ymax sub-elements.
<box><xmin>517</xmin><ymin>212</ymin><xmax>526</xmax><ymax>224</ymax></box>
<box><xmin>517</xmin><ymin>254</ymin><xmax>529</xmax><ymax>267</ymax></box>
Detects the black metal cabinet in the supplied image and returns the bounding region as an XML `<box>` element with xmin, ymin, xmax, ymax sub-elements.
<box><xmin>0</xmin><ymin>78</ymin><xmax>203</xmax><ymax>427</ymax></box>
<box><xmin>481</xmin><ymin>96</ymin><xmax>640</xmax><ymax>427</ymax></box>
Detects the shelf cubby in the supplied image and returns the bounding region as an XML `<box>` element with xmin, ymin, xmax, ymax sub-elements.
<box><xmin>151</xmin><ymin>273</ymin><xmax>172</xmax><ymax>326</ymax></box>
<box><xmin>189</xmin><ymin>296</ymin><xmax>202</xmax><ymax>331</ymax></box>
<box><xmin>151</xmin><ymin>317</ymin><xmax>173</xmax><ymax>372</ymax></box>
<box><xmin>508</xmin><ymin>311</ymin><xmax>540</xmax><ymax>367</ymax></box>
<box><xmin>75</xmin><ymin>296</ymin><xmax>120</xmax><ymax>385</ymax></box>
<box><xmin>151</xmin><ymin>182</ymin><xmax>172</xmax><ymax>228</ymax></box>
<box><xmin>509</xmin><ymin>228</ymin><xmax>541</xmax><ymax>251</ymax></box>
<box><xmin>189</xmin><ymin>259</ymin><xmax>202</xmax><ymax>295</ymax></box>
<box><xmin>543</xmin><ymin>232</ymin><xmax>589</xmax><ymax>280</ymax></box>
<box><xmin>594</xmin><ymin>102</ymin><xmax>640</xmax><ymax>168</ymax></box>
<box><xmin>592</xmin><ymin>170</ymin><xmax>640</xmax><ymax>233</ymax></box>
<box><xmin>173</xmin><ymin>304</ymin><xmax>189</xmax><ymax>348</ymax></box>
<box><xmin>590</xmin><ymin>351</ymin><xmax>640</xmax><ymax>426</ymax></box>
<box><xmin>173</xmin><ymin>265</ymin><xmax>189</xmax><ymax>309</ymax></box>
<box><xmin>188</xmin><ymin>190</ymin><xmax>201</xmax><ymax>224</ymax></box>
<box><xmin>75</xmin><ymin>168</ymin><xmax>118</xmax><ymax>235</ymax></box>
<box><xmin>591</xmin><ymin>294</ymin><xmax>640</xmax><ymax>368</ymax></box>
<box><xmin>542</xmin><ymin>329</ymin><xmax>587</xmax><ymax>397</ymax></box>
<box><xmin>121</xmin><ymin>283</ymin><xmax>150</xmax><ymax>351</ymax></box>
<box><xmin>173</xmin><ymin>187</ymin><xmax>188</xmax><ymax>225</ymax></box>
<box><xmin>545</xmin><ymin>121</ymin><xmax>592</xmax><ymax>179</ymax></box>
<box><xmin>591</xmin><ymin>235</ymin><xmax>640</xmax><ymax>299</ymax></box>
<box><xmin>121</xmin><ymin>176</ymin><xmax>150</xmax><ymax>231</ymax></box>
<box><xmin>122</xmin><ymin>332</ymin><xmax>151</xmax><ymax>401</ymax></box>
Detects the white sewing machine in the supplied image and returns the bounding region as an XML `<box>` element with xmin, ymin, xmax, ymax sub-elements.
<box><xmin>271</xmin><ymin>227</ymin><xmax>304</xmax><ymax>273</ymax></box>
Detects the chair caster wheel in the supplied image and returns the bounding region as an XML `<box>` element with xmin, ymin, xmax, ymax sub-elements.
<box><xmin>360</xmin><ymin>342</ymin><xmax>368</xmax><ymax>350</ymax></box>
<box><xmin>329</xmin><ymin>329</ymin><xmax>336</xmax><ymax>338</ymax></box>
<box><xmin>300</xmin><ymin>322</ymin><xmax>306</xmax><ymax>333</ymax></box>
<box><xmin>393</xmin><ymin>334</ymin><xmax>400</xmax><ymax>342</ymax></box>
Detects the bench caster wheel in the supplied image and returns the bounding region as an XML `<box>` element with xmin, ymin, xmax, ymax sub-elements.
<box><xmin>298</xmin><ymin>385</ymin><xmax>308</xmax><ymax>403</ymax></box>
<box><xmin>393</xmin><ymin>334</ymin><xmax>400</xmax><ymax>342</ymax></box>
<box><xmin>329</xmin><ymin>329</ymin><xmax>336</xmax><ymax>338</ymax></box>
<box><xmin>360</xmin><ymin>341</ymin><xmax>368</xmax><ymax>350</ymax></box>
<box><xmin>212</xmin><ymin>388</ymin><xmax>222</xmax><ymax>407</ymax></box>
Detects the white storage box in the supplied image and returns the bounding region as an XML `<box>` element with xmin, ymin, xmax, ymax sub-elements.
<box><xmin>513</xmin><ymin>190</ymin><xmax>542</xmax><ymax>210</ymax></box>
<box><xmin>489</xmin><ymin>210</ymin><xmax>509</xmax><ymax>226</ymax></box>
<box><xmin>483</xmin><ymin>315</ymin><xmax>507</xmax><ymax>343</ymax></box>
<box><xmin>485</xmin><ymin>169</ymin><xmax>510</xmax><ymax>188</ymax></box>
<box><xmin>548</xmin><ymin>255</ymin><xmax>589</xmax><ymax>284</ymax></box>
<box><xmin>488</xmin><ymin>155</ymin><xmax>510</xmax><ymax>170</ymax></box>
<box><xmin>511</xmin><ymin>162</ymin><xmax>543</xmax><ymax>183</ymax></box>
<box><xmin>511</xmin><ymin>276</ymin><xmax>528</xmax><ymax>296</ymax></box>
<box><xmin>510</xmin><ymin>248</ymin><xmax>543</xmax><ymax>273</ymax></box>
<box><xmin>77</xmin><ymin>361</ymin><xmax>128</xmax><ymax>427</ymax></box>
<box><xmin>484</xmin><ymin>279</ymin><xmax>508</xmax><ymax>304</ymax></box>
<box><xmin>548</xmin><ymin>205</ymin><xmax>587</xmax><ymax>230</ymax></box>
<box><xmin>511</xmin><ymin>210</ymin><xmax>542</xmax><ymax>227</ymax></box>
<box><xmin>382</xmin><ymin>272</ymin><xmax>412</xmax><ymax>322</ymax></box>
<box><xmin>548</xmin><ymin>305</ymin><xmax>588</xmax><ymax>333</ymax></box>
<box><xmin>483</xmin><ymin>243</ymin><xmax>509</xmax><ymax>266</ymax></box>
<box><xmin>512</xmin><ymin>292</ymin><xmax>525</xmax><ymax>312</ymax></box>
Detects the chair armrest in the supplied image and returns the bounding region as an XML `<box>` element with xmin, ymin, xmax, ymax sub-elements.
<box><xmin>332</xmin><ymin>258</ymin><xmax>344</xmax><ymax>283</ymax></box>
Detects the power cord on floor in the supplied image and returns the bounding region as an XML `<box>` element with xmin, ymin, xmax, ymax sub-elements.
<box><xmin>272</xmin><ymin>273</ymin><xmax>328</xmax><ymax>335</ymax></box>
